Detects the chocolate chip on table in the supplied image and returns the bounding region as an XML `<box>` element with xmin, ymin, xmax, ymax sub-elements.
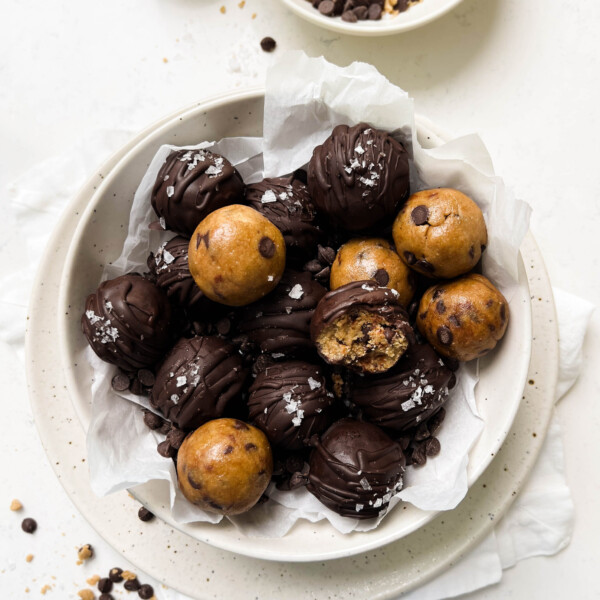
<box><xmin>77</xmin><ymin>543</ymin><xmax>93</xmax><ymax>561</ymax></box>
<box><xmin>157</xmin><ymin>440</ymin><xmax>176</xmax><ymax>458</ymax></box>
<box><xmin>111</xmin><ymin>372</ymin><xmax>131</xmax><ymax>392</ymax></box>
<box><xmin>129</xmin><ymin>376</ymin><xmax>145</xmax><ymax>396</ymax></box>
<box><xmin>260</xmin><ymin>36</ymin><xmax>276</xmax><ymax>52</ymax></box>
<box><xmin>425</xmin><ymin>437</ymin><xmax>441</xmax><ymax>457</ymax></box>
<box><xmin>99</xmin><ymin>594</ymin><xmax>114</xmax><ymax>600</ymax></box>
<box><xmin>97</xmin><ymin>577</ymin><xmax>113</xmax><ymax>593</ymax></box>
<box><xmin>427</xmin><ymin>407</ymin><xmax>446</xmax><ymax>435</ymax></box>
<box><xmin>108</xmin><ymin>567</ymin><xmax>124</xmax><ymax>583</ymax></box>
<box><xmin>317</xmin><ymin>245</ymin><xmax>336</xmax><ymax>265</ymax></box>
<box><xmin>21</xmin><ymin>518</ymin><xmax>37</xmax><ymax>534</ymax></box>
<box><xmin>137</xmin><ymin>507</ymin><xmax>155</xmax><ymax>522</ymax></box>
<box><xmin>124</xmin><ymin>578</ymin><xmax>141</xmax><ymax>592</ymax></box>
<box><xmin>137</xmin><ymin>369</ymin><xmax>155</xmax><ymax>387</ymax></box>
<box><xmin>166</xmin><ymin>427</ymin><xmax>186</xmax><ymax>450</ymax></box>
<box><xmin>158</xmin><ymin>421</ymin><xmax>172</xmax><ymax>435</ymax></box>
<box><xmin>143</xmin><ymin>410</ymin><xmax>163</xmax><ymax>431</ymax></box>
<box><xmin>411</xmin><ymin>442</ymin><xmax>427</xmax><ymax>466</ymax></box>
<box><xmin>138</xmin><ymin>583</ymin><xmax>155</xmax><ymax>599</ymax></box>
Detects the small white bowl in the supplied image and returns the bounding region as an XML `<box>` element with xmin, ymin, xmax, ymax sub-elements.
<box><xmin>281</xmin><ymin>0</ymin><xmax>464</xmax><ymax>36</ymax></box>
<box><xmin>58</xmin><ymin>89</ymin><xmax>531</xmax><ymax>561</ymax></box>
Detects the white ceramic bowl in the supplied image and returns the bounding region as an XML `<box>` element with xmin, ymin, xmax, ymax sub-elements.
<box><xmin>281</xmin><ymin>0</ymin><xmax>464</xmax><ymax>36</ymax></box>
<box><xmin>58</xmin><ymin>89</ymin><xmax>531</xmax><ymax>561</ymax></box>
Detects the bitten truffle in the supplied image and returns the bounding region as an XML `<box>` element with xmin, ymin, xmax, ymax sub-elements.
<box><xmin>417</xmin><ymin>274</ymin><xmax>509</xmax><ymax>361</ymax></box>
<box><xmin>177</xmin><ymin>418</ymin><xmax>273</xmax><ymax>515</ymax></box>
<box><xmin>393</xmin><ymin>188</ymin><xmax>488</xmax><ymax>279</ymax></box>
<box><xmin>147</xmin><ymin>236</ymin><xmax>204</xmax><ymax>308</ymax></box>
<box><xmin>246</xmin><ymin>174</ymin><xmax>323</xmax><ymax>261</ymax></box>
<box><xmin>307</xmin><ymin>123</ymin><xmax>409</xmax><ymax>231</ymax></box>
<box><xmin>150</xmin><ymin>336</ymin><xmax>249</xmax><ymax>431</ymax></box>
<box><xmin>353</xmin><ymin>342</ymin><xmax>456</xmax><ymax>432</ymax></box>
<box><xmin>310</xmin><ymin>280</ymin><xmax>414</xmax><ymax>374</ymax></box>
<box><xmin>82</xmin><ymin>273</ymin><xmax>172</xmax><ymax>372</ymax></box>
<box><xmin>306</xmin><ymin>418</ymin><xmax>406</xmax><ymax>519</ymax></box>
<box><xmin>248</xmin><ymin>360</ymin><xmax>336</xmax><ymax>450</ymax></box>
<box><xmin>330</xmin><ymin>238</ymin><xmax>416</xmax><ymax>308</ymax></box>
<box><xmin>238</xmin><ymin>270</ymin><xmax>327</xmax><ymax>358</ymax></box>
<box><xmin>188</xmin><ymin>205</ymin><xmax>286</xmax><ymax>306</ymax></box>
<box><xmin>151</xmin><ymin>148</ymin><xmax>244</xmax><ymax>236</ymax></box>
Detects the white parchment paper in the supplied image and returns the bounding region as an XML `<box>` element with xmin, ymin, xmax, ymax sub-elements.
<box><xmin>85</xmin><ymin>52</ymin><xmax>531</xmax><ymax>536</ymax></box>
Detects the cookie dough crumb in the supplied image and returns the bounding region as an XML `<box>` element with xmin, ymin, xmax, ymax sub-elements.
<box><xmin>162</xmin><ymin>57</ymin><xmax>168</xmax><ymax>63</ymax></box>
<box><xmin>41</xmin><ymin>584</ymin><xmax>52</xmax><ymax>595</ymax></box>
<box><xmin>77</xmin><ymin>544</ymin><xmax>94</xmax><ymax>563</ymax></box>
<box><xmin>24</xmin><ymin>588</ymin><xmax>30</xmax><ymax>593</ymax></box>
<box><xmin>77</xmin><ymin>590</ymin><xmax>95</xmax><ymax>600</ymax></box>
<box><xmin>220</xmin><ymin>5</ymin><xmax>226</xmax><ymax>13</ymax></box>
<box><xmin>122</xmin><ymin>570</ymin><xmax>137</xmax><ymax>581</ymax></box>
<box><xmin>86</xmin><ymin>575</ymin><xmax>101</xmax><ymax>586</ymax></box>
<box><xmin>25</xmin><ymin>554</ymin><xmax>34</xmax><ymax>563</ymax></box>
<box><xmin>252</xmin><ymin>12</ymin><xmax>257</xmax><ymax>18</ymax></box>
<box><xmin>10</xmin><ymin>499</ymin><xmax>23</xmax><ymax>511</ymax></box>
<box><xmin>238</xmin><ymin>0</ymin><xmax>245</xmax><ymax>6</ymax></box>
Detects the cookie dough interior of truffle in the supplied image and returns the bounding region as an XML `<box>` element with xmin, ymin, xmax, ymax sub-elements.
<box><xmin>317</xmin><ymin>309</ymin><xmax>408</xmax><ymax>372</ymax></box>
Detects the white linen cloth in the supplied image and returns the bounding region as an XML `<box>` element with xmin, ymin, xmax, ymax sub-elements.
<box><xmin>0</xmin><ymin>131</ymin><xmax>593</xmax><ymax>599</ymax></box>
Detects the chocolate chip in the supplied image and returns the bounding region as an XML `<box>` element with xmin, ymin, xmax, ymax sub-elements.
<box><xmin>97</xmin><ymin>578</ymin><xmax>113</xmax><ymax>593</ymax></box>
<box><xmin>486</xmin><ymin>299</ymin><xmax>494</xmax><ymax>308</ymax></box>
<box><xmin>99</xmin><ymin>594</ymin><xmax>114</xmax><ymax>600</ymax></box>
<box><xmin>425</xmin><ymin>437</ymin><xmax>441</xmax><ymax>457</ymax></box>
<box><xmin>143</xmin><ymin>410</ymin><xmax>163</xmax><ymax>430</ymax></box>
<box><xmin>415</xmin><ymin>421</ymin><xmax>431</xmax><ymax>441</ymax></box>
<box><xmin>303</xmin><ymin>259</ymin><xmax>322</xmax><ymax>274</ymax></box>
<box><xmin>469</xmin><ymin>245</ymin><xmax>475</xmax><ymax>259</ymax></box>
<box><xmin>216</xmin><ymin>317</ymin><xmax>231</xmax><ymax>335</ymax></box>
<box><xmin>137</xmin><ymin>507</ymin><xmax>154</xmax><ymax>522</ymax></box>
<box><xmin>435</xmin><ymin>300</ymin><xmax>446</xmax><ymax>314</ymax></box>
<box><xmin>432</xmin><ymin>288</ymin><xmax>443</xmax><ymax>300</ymax></box>
<box><xmin>260</xmin><ymin>37</ymin><xmax>276</xmax><ymax>52</ymax></box>
<box><xmin>223</xmin><ymin>445</ymin><xmax>234</xmax><ymax>455</ymax></box>
<box><xmin>317</xmin><ymin>245</ymin><xmax>336</xmax><ymax>265</ymax></box>
<box><xmin>411</xmin><ymin>205</ymin><xmax>429</xmax><ymax>226</ymax></box>
<box><xmin>341</xmin><ymin>10</ymin><xmax>357</xmax><ymax>21</ymax></box>
<box><xmin>159</xmin><ymin>421</ymin><xmax>172</xmax><ymax>435</ymax></box>
<box><xmin>373</xmin><ymin>268</ymin><xmax>389</xmax><ymax>286</ymax></box>
<box><xmin>109</xmin><ymin>568</ymin><xmax>123</xmax><ymax>583</ymax></box>
<box><xmin>124</xmin><ymin>578</ymin><xmax>140</xmax><ymax>592</ymax></box>
<box><xmin>318</xmin><ymin>0</ymin><xmax>335</xmax><ymax>15</ymax></box>
<box><xmin>403</xmin><ymin>251</ymin><xmax>416</xmax><ymax>265</ymax></box>
<box><xmin>137</xmin><ymin>369</ymin><xmax>155</xmax><ymax>387</ymax></box>
<box><xmin>21</xmin><ymin>518</ymin><xmax>37</xmax><ymax>534</ymax></box>
<box><xmin>383</xmin><ymin>327</ymin><xmax>395</xmax><ymax>343</ymax></box>
<box><xmin>448</xmin><ymin>314</ymin><xmax>461</xmax><ymax>327</ymax></box>
<box><xmin>411</xmin><ymin>442</ymin><xmax>427</xmax><ymax>466</ymax></box>
<box><xmin>367</xmin><ymin>3</ymin><xmax>382</xmax><ymax>19</ymax></box>
<box><xmin>258</xmin><ymin>236</ymin><xmax>276</xmax><ymax>258</ymax></box>
<box><xmin>138</xmin><ymin>584</ymin><xmax>154</xmax><ymax>599</ymax></box>
<box><xmin>488</xmin><ymin>323</ymin><xmax>496</xmax><ymax>332</ymax></box>
<box><xmin>481</xmin><ymin>244</ymin><xmax>487</xmax><ymax>253</ymax></box>
<box><xmin>398</xmin><ymin>437</ymin><xmax>411</xmax><ymax>451</ymax></box>
<box><xmin>200</xmin><ymin>232</ymin><xmax>210</xmax><ymax>249</ymax></box>
<box><xmin>245</xmin><ymin>443</ymin><xmax>257</xmax><ymax>451</ymax></box>
<box><xmin>129</xmin><ymin>377</ymin><xmax>144</xmax><ymax>396</ymax></box>
<box><xmin>195</xmin><ymin>233</ymin><xmax>202</xmax><ymax>250</ymax></box>
<box><xmin>353</xmin><ymin>5</ymin><xmax>368</xmax><ymax>19</ymax></box>
<box><xmin>315</xmin><ymin>266</ymin><xmax>330</xmax><ymax>283</ymax></box>
<box><xmin>427</xmin><ymin>407</ymin><xmax>446</xmax><ymax>435</ymax></box>
<box><xmin>416</xmin><ymin>259</ymin><xmax>435</xmax><ymax>274</ymax></box>
<box><xmin>418</xmin><ymin>311</ymin><xmax>428</xmax><ymax>320</ymax></box>
<box><xmin>157</xmin><ymin>440</ymin><xmax>175</xmax><ymax>458</ymax></box>
<box><xmin>111</xmin><ymin>372</ymin><xmax>130</xmax><ymax>392</ymax></box>
<box><xmin>288</xmin><ymin>471</ymin><xmax>309</xmax><ymax>489</ymax></box>
<box><xmin>166</xmin><ymin>426</ymin><xmax>186</xmax><ymax>449</ymax></box>
<box><xmin>285</xmin><ymin>454</ymin><xmax>305</xmax><ymax>473</ymax></box>
<box><xmin>436</xmin><ymin>326</ymin><xmax>453</xmax><ymax>346</ymax></box>
<box><xmin>187</xmin><ymin>474</ymin><xmax>203</xmax><ymax>490</ymax></box>
<box><xmin>233</xmin><ymin>420</ymin><xmax>250</xmax><ymax>430</ymax></box>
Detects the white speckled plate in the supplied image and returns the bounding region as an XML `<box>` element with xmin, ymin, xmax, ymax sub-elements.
<box><xmin>53</xmin><ymin>90</ymin><xmax>531</xmax><ymax>562</ymax></box>
<box><xmin>26</xmin><ymin>90</ymin><xmax>557</xmax><ymax>597</ymax></box>
<box><xmin>281</xmin><ymin>0</ymin><xmax>464</xmax><ymax>36</ymax></box>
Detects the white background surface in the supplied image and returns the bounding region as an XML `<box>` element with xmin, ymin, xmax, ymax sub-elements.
<box><xmin>0</xmin><ymin>0</ymin><xmax>599</xmax><ymax>598</ymax></box>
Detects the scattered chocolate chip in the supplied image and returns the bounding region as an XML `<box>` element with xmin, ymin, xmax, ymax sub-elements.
<box><xmin>303</xmin><ymin>259</ymin><xmax>322</xmax><ymax>274</ymax></box>
<box><xmin>166</xmin><ymin>427</ymin><xmax>186</xmax><ymax>449</ymax></box>
<box><xmin>137</xmin><ymin>369</ymin><xmax>155</xmax><ymax>387</ymax></box>
<box><xmin>138</xmin><ymin>584</ymin><xmax>154</xmax><ymax>599</ymax></box>
<box><xmin>411</xmin><ymin>442</ymin><xmax>427</xmax><ymax>466</ymax></box>
<box><xmin>411</xmin><ymin>205</ymin><xmax>429</xmax><ymax>226</ymax></box>
<box><xmin>403</xmin><ymin>251</ymin><xmax>416</xmax><ymax>265</ymax></box>
<box><xmin>427</xmin><ymin>408</ymin><xmax>446</xmax><ymax>435</ymax></box>
<box><xmin>341</xmin><ymin>9</ymin><xmax>357</xmax><ymax>21</ymax></box>
<box><xmin>436</xmin><ymin>326</ymin><xmax>453</xmax><ymax>346</ymax></box>
<box><xmin>159</xmin><ymin>421</ymin><xmax>172</xmax><ymax>435</ymax></box>
<box><xmin>318</xmin><ymin>0</ymin><xmax>335</xmax><ymax>15</ymax></box>
<box><xmin>129</xmin><ymin>377</ymin><xmax>144</xmax><ymax>396</ymax></box>
<box><xmin>353</xmin><ymin>5</ymin><xmax>368</xmax><ymax>18</ymax></box>
<box><xmin>315</xmin><ymin>266</ymin><xmax>330</xmax><ymax>283</ymax></box>
<box><xmin>260</xmin><ymin>36</ymin><xmax>276</xmax><ymax>52</ymax></box>
<box><xmin>143</xmin><ymin>410</ymin><xmax>163</xmax><ymax>430</ymax></box>
<box><xmin>124</xmin><ymin>578</ymin><xmax>141</xmax><ymax>592</ymax></box>
<box><xmin>111</xmin><ymin>372</ymin><xmax>130</xmax><ymax>392</ymax></box>
<box><xmin>414</xmin><ymin>422</ymin><xmax>430</xmax><ymax>442</ymax></box>
<box><xmin>317</xmin><ymin>245</ymin><xmax>336</xmax><ymax>265</ymax></box>
<box><xmin>21</xmin><ymin>518</ymin><xmax>37</xmax><ymax>534</ymax></box>
<box><xmin>373</xmin><ymin>268</ymin><xmax>389</xmax><ymax>286</ymax></box>
<box><xmin>157</xmin><ymin>440</ymin><xmax>176</xmax><ymax>458</ymax></box>
<box><xmin>435</xmin><ymin>300</ymin><xmax>446</xmax><ymax>314</ymax></box>
<box><xmin>137</xmin><ymin>507</ymin><xmax>154</xmax><ymax>522</ymax></box>
<box><xmin>216</xmin><ymin>317</ymin><xmax>231</xmax><ymax>335</ymax></box>
<box><xmin>367</xmin><ymin>3</ymin><xmax>382</xmax><ymax>19</ymax></box>
<box><xmin>258</xmin><ymin>236</ymin><xmax>276</xmax><ymax>258</ymax></box>
<box><xmin>108</xmin><ymin>568</ymin><xmax>123</xmax><ymax>583</ymax></box>
<box><xmin>97</xmin><ymin>578</ymin><xmax>113</xmax><ymax>593</ymax></box>
<box><xmin>425</xmin><ymin>437</ymin><xmax>441</xmax><ymax>457</ymax></box>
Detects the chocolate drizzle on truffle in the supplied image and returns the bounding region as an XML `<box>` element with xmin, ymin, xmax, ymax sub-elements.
<box><xmin>307</xmin><ymin>418</ymin><xmax>405</xmax><ymax>519</ymax></box>
<box><xmin>150</xmin><ymin>336</ymin><xmax>249</xmax><ymax>431</ymax></box>
<box><xmin>307</xmin><ymin>123</ymin><xmax>410</xmax><ymax>231</ymax></box>
<box><xmin>151</xmin><ymin>149</ymin><xmax>244</xmax><ymax>235</ymax></box>
<box><xmin>82</xmin><ymin>274</ymin><xmax>172</xmax><ymax>372</ymax></box>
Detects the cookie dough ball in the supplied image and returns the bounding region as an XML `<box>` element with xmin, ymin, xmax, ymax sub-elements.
<box><xmin>393</xmin><ymin>188</ymin><xmax>488</xmax><ymax>279</ymax></box>
<box><xmin>416</xmin><ymin>273</ymin><xmax>509</xmax><ymax>361</ymax></box>
<box><xmin>150</xmin><ymin>336</ymin><xmax>249</xmax><ymax>432</ymax></box>
<box><xmin>311</xmin><ymin>281</ymin><xmax>414</xmax><ymax>374</ymax></box>
<box><xmin>330</xmin><ymin>238</ymin><xmax>416</xmax><ymax>308</ymax></box>
<box><xmin>308</xmin><ymin>123</ymin><xmax>410</xmax><ymax>231</ymax></box>
<box><xmin>188</xmin><ymin>205</ymin><xmax>286</xmax><ymax>307</ymax></box>
<box><xmin>151</xmin><ymin>149</ymin><xmax>244</xmax><ymax>236</ymax></box>
<box><xmin>177</xmin><ymin>418</ymin><xmax>273</xmax><ymax>515</ymax></box>
<box><xmin>246</xmin><ymin>174</ymin><xmax>323</xmax><ymax>262</ymax></box>
<box><xmin>353</xmin><ymin>342</ymin><xmax>456</xmax><ymax>432</ymax></box>
<box><xmin>248</xmin><ymin>361</ymin><xmax>335</xmax><ymax>451</ymax></box>
<box><xmin>82</xmin><ymin>273</ymin><xmax>172</xmax><ymax>372</ymax></box>
<box><xmin>306</xmin><ymin>418</ymin><xmax>406</xmax><ymax>519</ymax></box>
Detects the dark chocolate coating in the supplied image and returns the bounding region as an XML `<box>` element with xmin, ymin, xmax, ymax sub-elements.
<box><xmin>353</xmin><ymin>342</ymin><xmax>455</xmax><ymax>432</ymax></box>
<box><xmin>307</xmin><ymin>123</ymin><xmax>409</xmax><ymax>231</ymax></box>
<box><xmin>82</xmin><ymin>274</ymin><xmax>172</xmax><ymax>372</ymax></box>
<box><xmin>151</xmin><ymin>149</ymin><xmax>244</xmax><ymax>236</ymax></box>
<box><xmin>147</xmin><ymin>236</ymin><xmax>204</xmax><ymax>308</ymax></box>
<box><xmin>238</xmin><ymin>270</ymin><xmax>327</xmax><ymax>358</ymax></box>
<box><xmin>310</xmin><ymin>280</ymin><xmax>415</xmax><ymax>365</ymax></box>
<box><xmin>307</xmin><ymin>418</ymin><xmax>405</xmax><ymax>519</ymax></box>
<box><xmin>248</xmin><ymin>361</ymin><xmax>336</xmax><ymax>451</ymax></box>
<box><xmin>150</xmin><ymin>336</ymin><xmax>249</xmax><ymax>432</ymax></box>
<box><xmin>246</xmin><ymin>175</ymin><xmax>323</xmax><ymax>261</ymax></box>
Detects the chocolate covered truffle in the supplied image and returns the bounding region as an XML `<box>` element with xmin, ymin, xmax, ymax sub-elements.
<box><xmin>248</xmin><ymin>360</ymin><xmax>335</xmax><ymax>451</ymax></box>
<box><xmin>150</xmin><ymin>336</ymin><xmax>249</xmax><ymax>431</ymax></box>
<box><xmin>353</xmin><ymin>342</ymin><xmax>455</xmax><ymax>432</ymax></box>
<box><xmin>82</xmin><ymin>273</ymin><xmax>172</xmax><ymax>372</ymax></box>
<box><xmin>246</xmin><ymin>174</ymin><xmax>323</xmax><ymax>261</ymax></box>
<box><xmin>238</xmin><ymin>270</ymin><xmax>327</xmax><ymax>358</ymax></box>
<box><xmin>307</xmin><ymin>418</ymin><xmax>405</xmax><ymax>519</ymax></box>
<box><xmin>151</xmin><ymin>149</ymin><xmax>244</xmax><ymax>236</ymax></box>
<box><xmin>307</xmin><ymin>123</ymin><xmax>410</xmax><ymax>231</ymax></box>
<box><xmin>188</xmin><ymin>205</ymin><xmax>286</xmax><ymax>306</ymax></box>
<box><xmin>177</xmin><ymin>418</ymin><xmax>273</xmax><ymax>515</ymax></box>
<box><xmin>310</xmin><ymin>280</ymin><xmax>414</xmax><ymax>374</ymax></box>
<box><xmin>147</xmin><ymin>236</ymin><xmax>204</xmax><ymax>308</ymax></box>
